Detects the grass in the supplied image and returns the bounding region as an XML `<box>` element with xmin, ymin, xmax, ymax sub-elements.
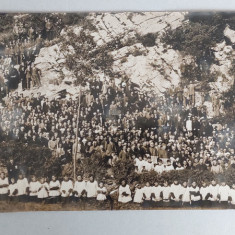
<box><xmin>0</xmin><ymin>200</ymin><xmax>232</xmax><ymax>212</ymax></box>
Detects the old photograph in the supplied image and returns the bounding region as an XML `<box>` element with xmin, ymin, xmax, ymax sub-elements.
<box><xmin>0</xmin><ymin>12</ymin><xmax>235</xmax><ymax>211</ymax></box>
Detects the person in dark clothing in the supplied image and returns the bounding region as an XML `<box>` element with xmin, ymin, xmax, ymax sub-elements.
<box><xmin>8</xmin><ymin>64</ymin><xmax>20</xmax><ymax>90</ymax></box>
<box><xmin>7</xmin><ymin>159</ymin><xmax>18</xmax><ymax>181</ymax></box>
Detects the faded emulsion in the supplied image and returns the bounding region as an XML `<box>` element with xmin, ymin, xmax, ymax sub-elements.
<box><xmin>0</xmin><ymin>12</ymin><xmax>235</xmax><ymax>211</ymax></box>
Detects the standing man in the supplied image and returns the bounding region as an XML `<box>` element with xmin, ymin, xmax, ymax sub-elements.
<box><xmin>186</xmin><ymin>116</ymin><xmax>192</xmax><ymax>133</ymax></box>
<box><xmin>188</xmin><ymin>81</ymin><xmax>195</xmax><ymax>106</ymax></box>
<box><xmin>7</xmin><ymin>159</ymin><xmax>18</xmax><ymax>181</ymax></box>
<box><xmin>31</xmin><ymin>64</ymin><xmax>41</xmax><ymax>87</ymax></box>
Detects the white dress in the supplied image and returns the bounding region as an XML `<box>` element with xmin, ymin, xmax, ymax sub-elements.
<box><xmin>164</xmin><ymin>165</ymin><xmax>174</xmax><ymax>172</ymax></box>
<box><xmin>152</xmin><ymin>186</ymin><xmax>162</xmax><ymax>202</ymax></box>
<box><xmin>29</xmin><ymin>181</ymin><xmax>41</xmax><ymax>196</ymax></box>
<box><xmin>229</xmin><ymin>189</ymin><xmax>235</xmax><ymax>205</ymax></box>
<box><xmin>49</xmin><ymin>180</ymin><xmax>61</xmax><ymax>197</ymax></box>
<box><xmin>38</xmin><ymin>182</ymin><xmax>49</xmax><ymax>198</ymax></box>
<box><xmin>189</xmin><ymin>186</ymin><xmax>201</xmax><ymax>201</ymax></box>
<box><xmin>73</xmin><ymin>181</ymin><xmax>86</xmax><ymax>197</ymax></box>
<box><xmin>186</xmin><ymin>119</ymin><xmax>192</xmax><ymax>131</ymax></box>
<box><xmin>162</xmin><ymin>186</ymin><xmax>171</xmax><ymax>201</ymax></box>
<box><xmin>8</xmin><ymin>183</ymin><xmax>18</xmax><ymax>196</ymax></box>
<box><xmin>17</xmin><ymin>178</ymin><xmax>29</xmax><ymax>195</ymax></box>
<box><xmin>133</xmin><ymin>188</ymin><xmax>143</xmax><ymax>203</ymax></box>
<box><xmin>154</xmin><ymin>165</ymin><xmax>164</xmax><ymax>174</ymax></box>
<box><xmin>60</xmin><ymin>180</ymin><xmax>73</xmax><ymax>197</ymax></box>
<box><xmin>86</xmin><ymin>181</ymin><xmax>98</xmax><ymax>198</ymax></box>
<box><xmin>218</xmin><ymin>185</ymin><xmax>230</xmax><ymax>202</ymax></box>
<box><xmin>170</xmin><ymin>184</ymin><xmax>183</xmax><ymax>201</ymax></box>
<box><xmin>200</xmin><ymin>186</ymin><xmax>209</xmax><ymax>200</ymax></box>
<box><xmin>145</xmin><ymin>162</ymin><xmax>154</xmax><ymax>171</ymax></box>
<box><xmin>182</xmin><ymin>187</ymin><xmax>190</xmax><ymax>203</ymax></box>
<box><xmin>207</xmin><ymin>184</ymin><xmax>219</xmax><ymax>201</ymax></box>
<box><xmin>0</xmin><ymin>178</ymin><xmax>9</xmax><ymax>194</ymax></box>
<box><xmin>135</xmin><ymin>159</ymin><xmax>144</xmax><ymax>173</ymax></box>
<box><xmin>118</xmin><ymin>185</ymin><xmax>132</xmax><ymax>203</ymax></box>
<box><xmin>142</xmin><ymin>186</ymin><xmax>152</xmax><ymax>200</ymax></box>
<box><xmin>96</xmin><ymin>187</ymin><xmax>107</xmax><ymax>201</ymax></box>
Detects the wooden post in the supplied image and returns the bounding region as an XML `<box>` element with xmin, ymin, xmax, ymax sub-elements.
<box><xmin>73</xmin><ymin>84</ymin><xmax>81</xmax><ymax>181</ymax></box>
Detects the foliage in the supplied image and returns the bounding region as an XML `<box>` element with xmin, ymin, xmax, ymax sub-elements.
<box><xmin>2</xmin><ymin>141</ymin><xmax>235</xmax><ymax>187</ymax></box>
<box><xmin>136</xmin><ymin>32</ymin><xmax>158</xmax><ymax>47</ymax></box>
<box><xmin>76</xmin><ymin>155</ymin><xmax>109</xmax><ymax>181</ymax></box>
<box><xmin>0</xmin><ymin>141</ymin><xmax>56</xmax><ymax>177</ymax></box>
<box><xmin>162</xmin><ymin>22</ymin><xmax>219</xmax><ymax>62</ymax></box>
<box><xmin>118</xmin><ymin>167</ymin><xmax>235</xmax><ymax>187</ymax></box>
<box><xmin>61</xmin><ymin>22</ymin><xmax>115</xmax><ymax>85</ymax></box>
<box><xmin>112</xmin><ymin>159</ymin><xmax>136</xmax><ymax>183</ymax></box>
<box><xmin>161</xmin><ymin>12</ymin><xmax>235</xmax><ymax>85</ymax></box>
<box><xmin>161</xmin><ymin>12</ymin><xmax>233</xmax><ymax>61</ymax></box>
<box><xmin>0</xmin><ymin>14</ymin><xmax>14</xmax><ymax>33</ymax></box>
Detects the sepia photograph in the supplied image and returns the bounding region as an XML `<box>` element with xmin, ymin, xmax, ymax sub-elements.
<box><xmin>0</xmin><ymin>11</ymin><xmax>235</xmax><ymax>212</ymax></box>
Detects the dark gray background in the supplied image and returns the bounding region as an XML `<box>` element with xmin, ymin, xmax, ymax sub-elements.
<box><xmin>1</xmin><ymin>1</ymin><xmax>235</xmax><ymax>234</ymax></box>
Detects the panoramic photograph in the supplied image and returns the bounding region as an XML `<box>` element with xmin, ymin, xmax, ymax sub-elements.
<box><xmin>0</xmin><ymin>12</ymin><xmax>235</xmax><ymax>211</ymax></box>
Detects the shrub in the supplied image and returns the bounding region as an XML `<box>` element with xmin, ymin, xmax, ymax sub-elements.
<box><xmin>137</xmin><ymin>33</ymin><xmax>157</xmax><ymax>47</ymax></box>
<box><xmin>0</xmin><ymin>141</ymin><xmax>56</xmax><ymax>177</ymax></box>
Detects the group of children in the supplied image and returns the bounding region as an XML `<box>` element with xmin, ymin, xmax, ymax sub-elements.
<box><xmin>118</xmin><ymin>179</ymin><xmax>235</xmax><ymax>208</ymax></box>
<box><xmin>1</xmin><ymin>171</ymin><xmax>235</xmax><ymax>208</ymax></box>
<box><xmin>134</xmin><ymin>157</ymin><xmax>175</xmax><ymax>173</ymax></box>
<box><xmin>0</xmin><ymin>172</ymin><xmax>107</xmax><ymax>204</ymax></box>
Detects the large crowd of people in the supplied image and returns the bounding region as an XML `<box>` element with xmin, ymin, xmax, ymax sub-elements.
<box><xmin>0</xmin><ymin>73</ymin><xmax>234</xmax><ymax>208</ymax></box>
<box><xmin>0</xmin><ymin>77</ymin><xmax>234</xmax><ymax>173</ymax></box>
<box><xmin>0</xmin><ymin>14</ymin><xmax>235</xmax><ymax>209</ymax></box>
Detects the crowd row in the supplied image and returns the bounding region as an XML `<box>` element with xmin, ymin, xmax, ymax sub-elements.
<box><xmin>0</xmin><ymin>173</ymin><xmax>235</xmax><ymax>208</ymax></box>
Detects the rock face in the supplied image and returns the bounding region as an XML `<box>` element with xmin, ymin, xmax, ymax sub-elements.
<box><xmin>33</xmin><ymin>12</ymin><xmax>187</xmax><ymax>96</ymax></box>
<box><xmin>24</xmin><ymin>12</ymin><xmax>235</xmax><ymax>113</ymax></box>
<box><xmin>90</xmin><ymin>12</ymin><xmax>186</xmax><ymax>92</ymax></box>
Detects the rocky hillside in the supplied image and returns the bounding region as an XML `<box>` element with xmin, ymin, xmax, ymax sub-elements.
<box><xmin>12</xmin><ymin>12</ymin><xmax>235</xmax><ymax>116</ymax></box>
<box><xmin>33</xmin><ymin>12</ymin><xmax>187</xmax><ymax>97</ymax></box>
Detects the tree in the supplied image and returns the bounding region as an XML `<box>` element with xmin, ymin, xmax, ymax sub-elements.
<box><xmin>60</xmin><ymin>21</ymin><xmax>114</xmax><ymax>85</ymax></box>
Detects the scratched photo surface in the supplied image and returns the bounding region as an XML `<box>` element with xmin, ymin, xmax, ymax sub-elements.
<box><xmin>0</xmin><ymin>12</ymin><xmax>235</xmax><ymax>212</ymax></box>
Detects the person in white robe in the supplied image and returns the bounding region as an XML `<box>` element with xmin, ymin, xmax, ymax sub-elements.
<box><xmin>8</xmin><ymin>178</ymin><xmax>18</xmax><ymax>202</ymax></box>
<box><xmin>0</xmin><ymin>172</ymin><xmax>9</xmax><ymax>201</ymax></box>
<box><xmin>142</xmin><ymin>182</ymin><xmax>153</xmax><ymax>206</ymax></box>
<box><xmin>170</xmin><ymin>180</ymin><xmax>184</xmax><ymax>205</ymax></box>
<box><xmin>154</xmin><ymin>160</ymin><xmax>165</xmax><ymax>174</ymax></box>
<box><xmin>186</xmin><ymin>117</ymin><xmax>192</xmax><ymax>132</ymax></box>
<box><xmin>189</xmin><ymin>181</ymin><xmax>201</xmax><ymax>206</ymax></box>
<box><xmin>17</xmin><ymin>173</ymin><xmax>29</xmax><ymax>202</ymax></box>
<box><xmin>207</xmin><ymin>180</ymin><xmax>219</xmax><ymax>206</ymax></box>
<box><xmin>218</xmin><ymin>181</ymin><xmax>230</xmax><ymax>208</ymax></box>
<box><xmin>181</xmin><ymin>182</ymin><xmax>190</xmax><ymax>206</ymax></box>
<box><xmin>229</xmin><ymin>183</ymin><xmax>235</xmax><ymax>208</ymax></box>
<box><xmin>29</xmin><ymin>175</ymin><xmax>40</xmax><ymax>202</ymax></box>
<box><xmin>164</xmin><ymin>160</ymin><xmax>174</xmax><ymax>172</ymax></box>
<box><xmin>96</xmin><ymin>182</ymin><xmax>107</xmax><ymax>201</ymax></box>
<box><xmin>133</xmin><ymin>184</ymin><xmax>143</xmax><ymax>203</ymax></box>
<box><xmin>160</xmin><ymin>181</ymin><xmax>171</xmax><ymax>205</ymax></box>
<box><xmin>37</xmin><ymin>177</ymin><xmax>49</xmax><ymax>201</ymax></box>
<box><xmin>60</xmin><ymin>175</ymin><xmax>73</xmax><ymax>204</ymax></box>
<box><xmin>118</xmin><ymin>180</ymin><xmax>132</xmax><ymax>203</ymax></box>
<box><xmin>73</xmin><ymin>175</ymin><xmax>87</xmax><ymax>202</ymax></box>
<box><xmin>152</xmin><ymin>182</ymin><xmax>162</xmax><ymax>205</ymax></box>
<box><xmin>86</xmin><ymin>175</ymin><xmax>98</xmax><ymax>199</ymax></box>
<box><xmin>49</xmin><ymin>175</ymin><xmax>61</xmax><ymax>203</ymax></box>
<box><xmin>199</xmin><ymin>182</ymin><xmax>210</xmax><ymax>207</ymax></box>
<box><xmin>135</xmin><ymin>156</ymin><xmax>144</xmax><ymax>173</ymax></box>
<box><xmin>145</xmin><ymin>158</ymin><xmax>154</xmax><ymax>172</ymax></box>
